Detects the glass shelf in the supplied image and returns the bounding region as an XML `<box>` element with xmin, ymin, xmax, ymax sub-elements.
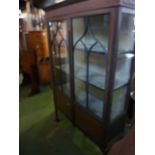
<box><xmin>57</xmin><ymin>58</ymin><xmax>132</xmax><ymax>91</ymax></box>
<box><xmin>57</xmin><ymin>63</ymin><xmax>106</xmax><ymax>90</ymax></box>
<box><xmin>75</xmin><ymin>78</ymin><xmax>104</xmax><ymax>98</ymax></box>
<box><xmin>74</xmin><ymin>45</ymin><xmax>107</xmax><ymax>54</ymax></box>
<box><xmin>74</xmin><ymin>47</ymin><xmax>106</xmax><ymax>90</ymax></box>
<box><xmin>75</xmin><ymin>91</ymin><xmax>103</xmax><ymax>118</ymax></box>
<box><xmin>74</xmin><ymin>79</ymin><xmax>104</xmax><ymax>118</ymax></box>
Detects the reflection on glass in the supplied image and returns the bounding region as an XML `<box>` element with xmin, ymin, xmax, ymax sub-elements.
<box><xmin>49</xmin><ymin>20</ymin><xmax>70</xmax><ymax>97</ymax></box>
<box><xmin>114</xmin><ymin>54</ymin><xmax>134</xmax><ymax>89</ymax></box>
<box><xmin>75</xmin><ymin>79</ymin><xmax>104</xmax><ymax>118</ymax></box>
<box><xmin>72</xmin><ymin>14</ymin><xmax>110</xmax><ymax>118</ymax></box>
<box><xmin>118</xmin><ymin>13</ymin><xmax>135</xmax><ymax>53</ymax></box>
<box><xmin>89</xmin><ymin>52</ymin><xmax>106</xmax><ymax>89</ymax></box>
<box><xmin>73</xmin><ymin>15</ymin><xmax>109</xmax><ymax>52</ymax></box>
<box><xmin>54</xmin><ymin>0</ymin><xmax>65</xmax><ymax>4</ymax></box>
<box><xmin>111</xmin><ymin>86</ymin><xmax>127</xmax><ymax>121</ymax></box>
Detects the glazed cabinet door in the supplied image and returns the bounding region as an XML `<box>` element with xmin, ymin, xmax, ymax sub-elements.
<box><xmin>49</xmin><ymin>20</ymin><xmax>71</xmax><ymax>96</ymax></box>
<box><xmin>72</xmin><ymin>13</ymin><xmax>110</xmax><ymax>119</ymax></box>
<box><xmin>48</xmin><ymin>20</ymin><xmax>72</xmax><ymax>118</ymax></box>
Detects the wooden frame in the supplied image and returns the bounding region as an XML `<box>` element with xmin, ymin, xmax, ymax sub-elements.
<box><xmin>46</xmin><ymin>0</ymin><xmax>135</xmax><ymax>153</ymax></box>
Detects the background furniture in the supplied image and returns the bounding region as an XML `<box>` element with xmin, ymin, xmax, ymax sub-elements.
<box><xmin>19</xmin><ymin>50</ymin><xmax>40</xmax><ymax>95</ymax></box>
<box><xmin>45</xmin><ymin>0</ymin><xmax>135</xmax><ymax>153</ymax></box>
<box><xmin>37</xmin><ymin>57</ymin><xmax>53</xmax><ymax>85</ymax></box>
<box><xmin>26</xmin><ymin>30</ymin><xmax>52</xmax><ymax>85</ymax></box>
<box><xmin>26</xmin><ymin>30</ymin><xmax>49</xmax><ymax>63</ymax></box>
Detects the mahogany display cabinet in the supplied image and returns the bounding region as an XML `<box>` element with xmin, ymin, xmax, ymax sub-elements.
<box><xmin>45</xmin><ymin>0</ymin><xmax>135</xmax><ymax>152</ymax></box>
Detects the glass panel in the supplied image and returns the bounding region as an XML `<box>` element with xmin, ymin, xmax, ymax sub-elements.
<box><xmin>111</xmin><ymin>86</ymin><xmax>127</xmax><ymax>121</ymax></box>
<box><xmin>49</xmin><ymin>20</ymin><xmax>70</xmax><ymax>97</ymax></box>
<box><xmin>111</xmin><ymin>12</ymin><xmax>135</xmax><ymax>121</ymax></box>
<box><xmin>72</xmin><ymin>14</ymin><xmax>110</xmax><ymax>118</ymax></box>
<box><xmin>75</xmin><ymin>79</ymin><xmax>104</xmax><ymax>118</ymax></box>
<box><xmin>118</xmin><ymin>13</ymin><xmax>135</xmax><ymax>53</ymax></box>
<box><xmin>73</xmin><ymin>15</ymin><xmax>109</xmax><ymax>52</ymax></box>
<box><xmin>89</xmin><ymin>52</ymin><xmax>106</xmax><ymax>89</ymax></box>
<box><xmin>88</xmin><ymin>85</ymin><xmax>104</xmax><ymax>118</ymax></box>
<box><xmin>114</xmin><ymin>53</ymin><xmax>134</xmax><ymax>89</ymax></box>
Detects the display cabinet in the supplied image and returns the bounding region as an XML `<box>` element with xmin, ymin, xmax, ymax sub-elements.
<box><xmin>45</xmin><ymin>0</ymin><xmax>135</xmax><ymax>152</ymax></box>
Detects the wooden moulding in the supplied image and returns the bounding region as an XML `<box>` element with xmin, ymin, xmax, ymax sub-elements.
<box><xmin>45</xmin><ymin>0</ymin><xmax>134</xmax><ymax>19</ymax></box>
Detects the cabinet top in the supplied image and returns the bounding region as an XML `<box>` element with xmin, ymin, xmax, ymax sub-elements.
<box><xmin>45</xmin><ymin>0</ymin><xmax>134</xmax><ymax>19</ymax></box>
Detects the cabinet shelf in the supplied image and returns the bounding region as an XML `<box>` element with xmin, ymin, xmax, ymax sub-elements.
<box><xmin>57</xmin><ymin>63</ymin><xmax>130</xmax><ymax>90</ymax></box>
<box><xmin>75</xmin><ymin>90</ymin><xmax>103</xmax><ymax>118</ymax></box>
<box><xmin>74</xmin><ymin>44</ymin><xmax>107</xmax><ymax>54</ymax></box>
<box><xmin>56</xmin><ymin>80</ymin><xmax>104</xmax><ymax>118</ymax></box>
<box><xmin>74</xmin><ymin>46</ymin><xmax>134</xmax><ymax>56</ymax></box>
<box><xmin>56</xmin><ymin>63</ymin><xmax>106</xmax><ymax>89</ymax></box>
